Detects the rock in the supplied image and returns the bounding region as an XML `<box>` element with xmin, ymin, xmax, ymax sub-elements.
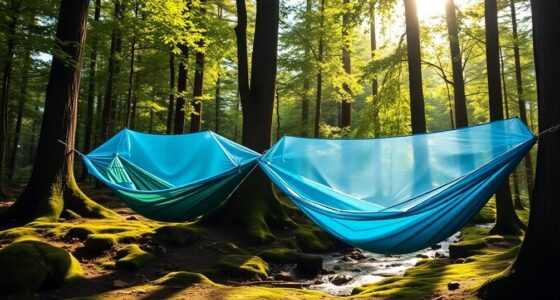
<box><xmin>126</xmin><ymin>215</ymin><xmax>141</xmax><ymax>221</ymax></box>
<box><xmin>296</xmin><ymin>253</ymin><xmax>323</xmax><ymax>278</ymax></box>
<box><xmin>115</xmin><ymin>244</ymin><xmax>154</xmax><ymax>271</ymax></box>
<box><xmin>351</xmin><ymin>269</ymin><xmax>361</xmax><ymax>273</ymax></box>
<box><xmin>273</xmin><ymin>272</ymin><xmax>294</xmax><ymax>281</ymax></box>
<box><xmin>430</xmin><ymin>244</ymin><xmax>442</xmax><ymax>250</ymax></box>
<box><xmin>83</xmin><ymin>234</ymin><xmax>118</xmax><ymax>255</ymax></box>
<box><xmin>217</xmin><ymin>255</ymin><xmax>269</xmax><ymax>279</ymax></box>
<box><xmin>333</xmin><ymin>266</ymin><xmax>341</xmax><ymax>271</ymax></box>
<box><xmin>447</xmin><ymin>281</ymin><xmax>460</xmax><ymax>290</ymax></box>
<box><xmin>320</xmin><ymin>269</ymin><xmax>335</xmax><ymax>275</ymax></box>
<box><xmin>153</xmin><ymin>271</ymin><xmax>212</xmax><ymax>287</ymax></box>
<box><xmin>113</xmin><ymin>280</ymin><xmax>129</xmax><ymax>288</ymax></box>
<box><xmin>294</xmin><ymin>228</ymin><xmax>337</xmax><ymax>253</ymax></box>
<box><xmin>331</xmin><ymin>274</ymin><xmax>353</xmax><ymax>285</ymax></box>
<box><xmin>0</xmin><ymin>240</ymin><xmax>84</xmax><ymax>295</ymax></box>
<box><xmin>416</xmin><ymin>254</ymin><xmax>429</xmax><ymax>259</ymax></box>
<box><xmin>348</xmin><ymin>250</ymin><xmax>367</xmax><ymax>260</ymax></box>
<box><xmin>454</xmin><ymin>258</ymin><xmax>466</xmax><ymax>264</ymax></box>
<box><xmin>154</xmin><ymin>224</ymin><xmax>200</xmax><ymax>247</ymax></box>
<box><xmin>313</xmin><ymin>279</ymin><xmax>323</xmax><ymax>285</ymax></box>
<box><xmin>434</xmin><ymin>252</ymin><xmax>447</xmax><ymax>259</ymax></box>
<box><xmin>340</xmin><ymin>256</ymin><xmax>354</xmax><ymax>262</ymax></box>
<box><xmin>259</xmin><ymin>247</ymin><xmax>299</xmax><ymax>264</ymax></box>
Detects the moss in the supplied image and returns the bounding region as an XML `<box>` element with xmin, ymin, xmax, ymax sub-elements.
<box><xmin>259</xmin><ymin>247</ymin><xmax>299</xmax><ymax>264</ymax></box>
<box><xmin>294</xmin><ymin>226</ymin><xmax>338</xmax><ymax>253</ymax></box>
<box><xmin>217</xmin><ymin>255</ymin><xmax>270</xmax><ymax>279</ymax></box>
<box><xmin>153</xmin><ymin>271</ymin><xmax>213</xmax><ymax>287</ymax></box>
<box><xmin>115</xmin><ymin>244</ymin><xmax>154</xmax><ymax>271</ymax></box>
<box><xmin>83</xmin><ymin>233</ymin><xmax>118</xmax><ymax>254</ymax></box>
<box><xmin>470</xmin><ymin>200</ymin><xmax>496</xmax><ymax>224</ymax></box>
<box><xmin>63</xmin><ymin>221</ymin><xmax>155</xmax><ymax>242</ymax></box>
<box><xmin>0</xmin><ymin>240</ymin><xmax>83</xmax><ymax>295</ymax></box>
<box><xmin>0</xmin><ymin>227</ymin><xmax>38</xmax><ymax>244</ymax></box>
<box><xmin>154</xmin><ymin>224</ymin><xmax>200</xmax><ymax>246</ymax></box>
<box><xmin>214</xmin><ymin>242</ymin><xmax>249</xmax><ymax>255</ymax></box>
<box><xmin>65</xmin><ymin>226</ymin><xmax>97</xmax><ymax>241</ymax></box>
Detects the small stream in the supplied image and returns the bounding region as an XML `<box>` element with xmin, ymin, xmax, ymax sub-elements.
<box><xmin>304</xmin><ymin>223</ymin><xmax>492</xmax><ymax>296</ymax></box>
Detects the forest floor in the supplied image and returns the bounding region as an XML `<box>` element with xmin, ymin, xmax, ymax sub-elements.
<box><xmin>0</xmin><ymin>182</ymin><xmax>528</xmax><ymax>300</ymax></box>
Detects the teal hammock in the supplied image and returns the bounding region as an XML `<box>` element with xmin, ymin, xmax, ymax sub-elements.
<box><xmin>83</xmin><ymin>118</ymin><xmax>536</xmax><ymax>254</ymax></box>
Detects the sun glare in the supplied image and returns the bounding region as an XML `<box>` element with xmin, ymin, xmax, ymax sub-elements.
<box><xmin>416</xmin><ymin>0</ymin><xmax>447</xmax><ymax>20</ymax></box>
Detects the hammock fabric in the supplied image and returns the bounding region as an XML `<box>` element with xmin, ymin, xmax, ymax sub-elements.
<box><xmin>84</xmin><ymin>118</ymin><xmax>536</xmax><ymax>254</ymax></box>
<box><xmin>83</xmin><ymin>129</ymin><xmax>260</xmax><ymax>222</ymax></box>
<box><xmin>259</xmin><ymin>118</ymin><xmax>536</xmax><ymax>253</ymax></box>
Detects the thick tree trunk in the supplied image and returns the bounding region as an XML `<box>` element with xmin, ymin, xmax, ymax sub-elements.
<box><xmin>167</xmin><ymin>54</ymin><xmax>175</xmax><ymax>134</ymax></box>
<box><xmin>102</xmin><ymin>0</ymin><xmax>123</xmax><ymax>140</ymax></box>
<box><xmin>340</xmin><ymin>0</ymin><xmax>352</xmax><ymax>128</ymax></box>
<box><xmin>314</xmin><ymin>0</ymin><xmax>325</xmax><ymax>138</ymax></box>
<box><xmin>80</xmin><ymin>0</ymin><xmax>101</xmax><ymax>182</ymax></box>
<box><xmin>0</xmin><ymin>1</ymin><xmax>19</xmax><ymax>198</ymax></box>
<box><xmin>370</xmin><ymin>1</ymin><xmax>380</xmax><ymax>137</ymax></box>
<box><xmin>2</xmin><ymin>0</ymin><xmax>114</xmax><ymax>223</ymax></box>
<box><xmin>404</xmin><ymin>0</ymin><xmax>426</xmax><ymax>134</ymax></box>
<box><xmin>174</xmin><ymin>45</ymin><xmax>188</xmax><ymax>134</ymax></box>
<box><xmin>510</xmin><ymin>0</ymin><xmax>534</xmax><ymax>201</ymax></box>
<box><xmin>445</xmin><ymin>0</ymin><xmax>468</xmax><ymax>128</ymax></box>
<box><xmin>207</xmin><ymin>0</ymin><xmax>293</xmax><ymax>244</ymax></box>
<box><xmin>301</xmin><ymin>0</ymin><xmax>311</xmax><ymax>136</ymax></box>
<box><xmin>479</xmin><ymin>1</ymin><xmax>560</xmax><ymax>297</ymax></box>
<box><xmin>485</xmin><ymin>0</ymin><xmax>522</xmax><ymax>235</ymax></box>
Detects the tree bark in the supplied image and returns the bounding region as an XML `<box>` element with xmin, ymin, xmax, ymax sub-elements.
<box><xmin>340</xmin><ymin>0</ymin><xmax>352</xmax><ymax>128</ymax></box>
<box><xmin>445</xmin><ymin>0</ymin><xmax>468</xmax><ymax>128</ymax></box>
<box><xmin>510</xmin><ymin>0</ymin><xmax>534</xmax><ymax>201</ymax></box>
<box><xmin>215</xmin><ymin>75</ymin><xmax>220</xmax><ymax>133</ymax></box>
<box><xmin>102</xmin><ymin>0</ymin><xmax>123</xmax><ymax>140</ymax></box>
<box><xmin>370</xmin><ymin>1</ymin><xmax>380</xmax><ymax>137</ymax></box>
<box><xmin>80</xmin><ymin>0</ymin><xmax>101</xmax><ymax>182</ymax></box>
<box><xmin>479</xmin><ymin>1</ymin><xmax>560</xmax><ymax>297</ymax></box>
<box><xmin>174</xmin><ymin>45</ymin><xmax>188</xmax><ymax>134</ymax></box>
<box><xmin>124</xmin><ymin>40</ymin><xmax>136</xmax><ymax>128</ymax></box>
<box><xmin>485</xmin><ymin>0</ymin><xmax>522</xmax><ymax>235</ymax></box>
<box><xmin>314</xmin><ymin>0</ymin><xmax>325</xmax><ymax>138</ymax></box>
<box><xmin>167</xmin><ymin>54</ymin><xmax>175</xmax><ymax>134</ymax></box>
<box><xmin>0</xmin><ymin>0</ymin><xmax>20</xmax><ymax>198</ymax></box>
<box><xmin>2</xmin><ymin>0</ymin><xmax>114</xmax><ymax>223</ymax></box>
<box><xmin>404</xmin><ymin>0</ymin><xmax>426</xmax><ymax>134</ymax></box>
<box><xmin>301</xmin><ymin>0</ymin><xmax>311</xmax><ymax>136</ymax></box>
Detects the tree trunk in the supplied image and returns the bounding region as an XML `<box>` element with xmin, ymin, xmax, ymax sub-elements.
<box><xmin>215</xmin><ymin>75</ymin><xmax>220</xmax><ymax>133</ymax></box>
<box><xmin>130</xmin><ymin>52</ymin><xmax>141</xmax><ymax>129</ymax></box>
<box><xmin>404</xmin><ymin>0</ymin><xmax>426</xmax><ymax>134</ymax></box>
<box><xmin>207</xmin><ymin>0</ymin><xmax>293</xmax><ymax>245</ymax></box>
<box><xmin>124</xmin><ymin>40</ymin><xmax>136</xmax><ymax>128</ymax></box>
<box><xmin>445</xmin><ymin>0</ymin><xmax>468</xmax><ymax>128</ymax></box>
<box><xmin>2</xmin><ymin>0</ymin><xmax>114</xmax><ymax>223</ymax></box>
<box><xmin>340</xmin><ymin>0</ymin><xmax>352</xmax><ymax>128</ymax></box>
<box><xmin>301</xmin><ymin>0</ymin><xmax>312</xmax><ymax>136</ymax></box>
<box><xmin>174</xmin><ymin>45</ymin><xmax>188</xmax><ymax>134</ymax></box>
<box><xmin>0</xmin><ymin>1</ymin><xmax>19</xmax><ymax>198</ymax></box>
<box><xmin>102</xmin><ymin>0</ymin><xmax>123</xmax><ymax>140</ymax></box>
<box><xmin>370</xmin><ymin>1</ymin><xmax>380</xmax><ymax>137</ymax></box>
<box><xmin>167</xmin><ymin>54</ymin><xmax>175</xmax><ymax>134</ymax></box>
<box><xmin>190</xmin><ymin>51</ymin><xmax>204</xmax><ymax>133</ymax></box>
<box><xmin>479</xmin><ymin>1</ymin><xmax>560</xmax><ymax>297</ymax></box>
<box><xmin>510</xmin><ymin>0</ymin><xmax>534</xmax><ymax>201</ymax></box>
<box><xmin>500</xmin><ymin>47</ymin><xmax>524</xmax><ymax>209</ymax></box>
<box><xmin>485</xmin><ymin>0</ymin><xmax>522</xmax><ymax>235</ymax></box>
<box><xmin>314</xmin><ymin>0</ymin><xmax>325</xmax><ymax>138</ymax></box>
<box><xmin>79</xmin><ymin>0</ymin><xmax>101</xmax><ymax>182</ymax></box>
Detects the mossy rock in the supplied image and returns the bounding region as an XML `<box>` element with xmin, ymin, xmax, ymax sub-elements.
<box><xmin>153</xmin><ymin>271</ymin><xmax>213</xmax><ymax>287</ymax></box>
<box><xmin>83</xmin><ymin>234</ymin><xmax>118</xmax><ymax>255</ymax></box>
<box><xmin>65</xmin><ymin>226</ymin><xmax>97</xmax><ymax>241</ymax></box>
<box><xmin>0</xmin><ymin>240</ymin><xmax>83</xmax><ymax>295</ymax></box>
<box><xmin>0</xmin><ymin>227</ymin><xmax>37</xmax><ymax>244</ymax></box>
<box><xmin>259</xmin><ymin>247</ymin><xmax>299</xmax><ymax>264</ymax></box>
<box><xmin>294</xmin><ymin>227</ymin><xmax>338</xmax><ymax>253</ymax></box>
<box><xmin>154</xmin><ymin>224</ymin><xmax>200</xmax><ymax>247</ymax></box>
<box><xmin>115</xmin><ymin>244</ymin><xmax>154</xmax><ymax>271</ymax></box>
<box><xmin>217</xmin><ymin>255</ymin><xmax>270</xmax><ymax>279</ymax></box>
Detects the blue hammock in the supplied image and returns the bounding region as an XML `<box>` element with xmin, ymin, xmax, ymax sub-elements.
<box><xmin>84</xmin><ymin>118</ymin><xmax>536</xmax><ymax>254</ymax></box>
<box><xmin>259</xmin><ymin>118</ymin><xmax>536</xmax><ymax>253</ymax></box>
<box><xmin>83</xmin><ymin>129</ymin><xmax>260</xmax><ymax>222</ymax></box>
